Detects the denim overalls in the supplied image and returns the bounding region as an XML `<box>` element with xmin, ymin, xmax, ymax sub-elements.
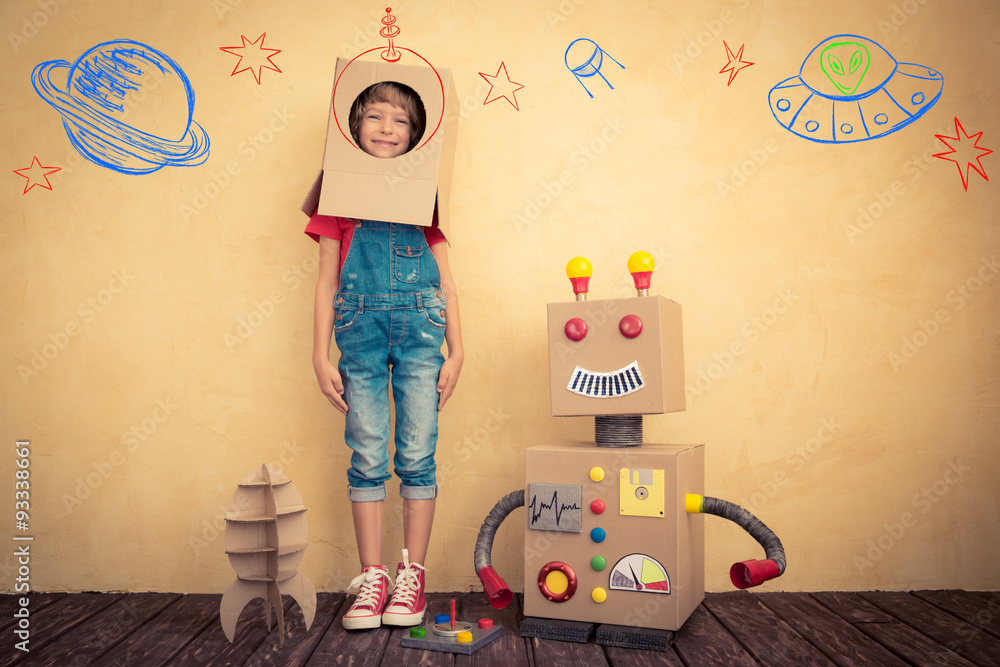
<box><xmin>333</xmin><ymin>219</ymin><xmax>447</xmax><ymax>503</ymax></box>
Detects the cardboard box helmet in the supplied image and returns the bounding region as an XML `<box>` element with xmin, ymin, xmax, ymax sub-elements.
<box><xmin>303</xmin><ymin>56</ymin><xmax>459</xmax><ymax>235</ymax></box>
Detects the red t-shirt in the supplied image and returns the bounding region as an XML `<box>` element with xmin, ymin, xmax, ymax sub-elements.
<box><xmin>304</xmin><ymin>213</ymin><xmax>447</xmax><ymax>268</ymax></box>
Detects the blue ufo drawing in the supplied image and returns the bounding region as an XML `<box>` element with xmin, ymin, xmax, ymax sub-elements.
<box><xmin>32</xmin><ymin>39</ymin><xmax>210</xmax><ymax>174</ymax></box>
<box><xmin>769</xmin><ymin>34</ymin><xmax>943</xmax><ymax>144</ymax></box>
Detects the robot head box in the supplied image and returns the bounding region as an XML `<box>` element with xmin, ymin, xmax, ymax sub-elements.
<box><xmin>301</xmin><ymin>54</ymin><xmax>460</xmax><ymax>235</ymax></box>
<box><xmin>547</xmin><ymin>253</ymin><xmax>686</xmax><ymax>417</ymax></box>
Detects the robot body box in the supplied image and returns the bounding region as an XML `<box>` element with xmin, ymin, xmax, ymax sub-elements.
<box><xmin>523</xmin><ymin>442</ymin><xmax>704</xmax><ymax>631</ymax></box>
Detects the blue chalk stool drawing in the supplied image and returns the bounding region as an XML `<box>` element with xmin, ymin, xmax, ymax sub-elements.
<box><xmin>565</xmin><ymin>38</ymin><xmax>624</xmax><ymax>99</ymax></box>
<box><xmin>32</xmin><ymin>39</ymin><xmax>210</xmax><ymax>174</ymax></box>
<box><xmin>769</xmin><ymin>34</ymin><xmax>942</xmax><ymax>144</ymax></box>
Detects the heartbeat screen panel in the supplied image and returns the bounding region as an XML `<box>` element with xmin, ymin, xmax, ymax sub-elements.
<box><xmin>528</xmin><ymin>483</ymin><xmax>583</xmax><ymax>533</ymax></box>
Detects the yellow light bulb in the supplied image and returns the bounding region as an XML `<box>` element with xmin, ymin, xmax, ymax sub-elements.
<box><xmin>566</xmin><ymin>257</ymin><xmax>593</xmax><ymax>298</ymax></box>
<box><xmin>628</xmin><ymin>251</ymin><xmax>654</xmax><ymax>294</ymax></box>
<box><xmin>566</xmin><ymin>256</ymin><xmax>593</xmax><ymax>278</ymax></box>
<box><xmin>627</xmin><ymin>251</ymin><xmax>654</xmax><ymax>274</ymax></box>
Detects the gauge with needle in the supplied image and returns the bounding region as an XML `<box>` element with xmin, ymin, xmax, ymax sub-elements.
<box><xmin>629</xmin><ymin>563</ymin><xmax>643</xmax><ymax>590</ymax></box>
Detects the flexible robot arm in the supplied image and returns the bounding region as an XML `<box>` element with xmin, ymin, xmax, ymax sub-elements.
<box><xmin>473</xmin><ymin>490</ymin><xmax>786</xmax><ymax>608</ymax></box>
<box><xmin>473</xmin><ymin>489</ymin><xmax>523</xmax><ymax>609</ymax></box>
<box><xmin>686</xmin><ymin>494</ymin><xmax>787</xmax><ymax>589</ymax></box>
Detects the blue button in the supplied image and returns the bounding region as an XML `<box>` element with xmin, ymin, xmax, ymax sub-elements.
<box><xmin>435</xmin><ymin>613</ymin><xmax>450</xmax><ymax>624</ymax></box>
<box><xmin>590</xmin><ymin>527</ymin><xmax>606</xmax><ymax>543</ymax></box>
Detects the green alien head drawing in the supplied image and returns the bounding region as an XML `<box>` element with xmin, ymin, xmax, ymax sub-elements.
<box><xmin>820</xmin><ymin>40</ymin><xmax>871</xmax><ymax>95</ymax></box>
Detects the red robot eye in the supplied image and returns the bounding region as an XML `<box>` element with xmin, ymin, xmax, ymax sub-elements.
<box><xmin>565</xmin><ymin>318</ymin><xmax>587</xmax><ymax>341</ymax></box>
<box><xmin>619</xmin><ymin>314</ymin><xmax>642</xmax><ymax>339</ymax></box>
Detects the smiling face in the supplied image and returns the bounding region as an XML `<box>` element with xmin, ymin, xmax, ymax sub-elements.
<box><xmin>547</xmin><ymin>296</ymin><xmax>686</xmax><ymax>417</ymax></box>
<box><xmin>357</xmin><ymin>101</ymin><xmax>412</xmax><ymax>158</ymax></box>
<box><xmin>348</xmin><ymin>81</ymin><xmax>426</xmax><ymax>158</ymax></box>
<box><xmin>820</xmin><ymin>40</ymin><xmax>871</xmax><ymax>95</ymax></box>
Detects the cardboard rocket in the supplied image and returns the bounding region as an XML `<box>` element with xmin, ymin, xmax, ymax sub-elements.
<box><xmin>220</xmin><ymin>464</ymin><xmax>316</xmax><ymax>647</ymax></box>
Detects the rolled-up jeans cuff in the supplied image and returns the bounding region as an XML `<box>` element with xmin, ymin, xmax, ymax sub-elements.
<box><xmin>348</xmin><ymin>484</ymin><xmax>388</xmax><ymax>502</ymax></box>
<box><xmin>400</xmin><ymin>483</ymin><xmax>437</xmax><ymax>500</ymax></box>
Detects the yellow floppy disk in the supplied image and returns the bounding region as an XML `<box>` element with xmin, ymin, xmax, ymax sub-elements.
<box><xmin>619</xmin><ymin>468</ymin><xmax>665</xmax><ymax>517</ymax></box>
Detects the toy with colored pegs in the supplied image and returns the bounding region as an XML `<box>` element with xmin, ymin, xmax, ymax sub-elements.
<box><xmin>566</xmin><ymin>257</ymin><xmax>592</xmax><ymax>301</ymax></box>
<box><xmin>628</xmin><ymin>251</ymin><xmax>654</xmax><ymax>296</ymax></box>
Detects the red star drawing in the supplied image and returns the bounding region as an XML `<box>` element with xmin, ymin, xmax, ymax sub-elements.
<box><xmin>933</xmin><ymin>117</ymin><xmax>992</xmax><ymax>191</ymax></box>
<box><xmin>720</xmin><ymin>41</ymin><xmax>754</xmax><ymax>86</ymax></box>
<box><xmin>479</xmin><ymin>62</ymin><xmax>524</xmax><ymax>111</ymax></box>
<box><xmin>220</xmin><ymin>33</ymin><xmax>282</xmax><ymax>85</ymax></box>
<box><xmin>13</xmin><ymin>157</ymin><xmax>61</xmax><ymax>194</ymax></box>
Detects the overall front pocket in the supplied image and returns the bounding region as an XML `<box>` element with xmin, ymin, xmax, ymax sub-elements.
<box><xmin>333</xmin><ymin>305</ymin><xmax>359</xmax><ymax>332</ymax></box>
<box><xmin>393</xmin><ymin>244</ymin><xmax>424</xmax><ymax>283</ymax></box>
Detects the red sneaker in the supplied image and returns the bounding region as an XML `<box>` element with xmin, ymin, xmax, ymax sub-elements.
<box><xmin>343</xmin><ymin>565</ymin><xmax>391</xmax><ymax>630</ymax></box>
<box><xmin>381</xmin><ymin>549</ymin><xmax>427</xmax><ymax>626</ymax></box>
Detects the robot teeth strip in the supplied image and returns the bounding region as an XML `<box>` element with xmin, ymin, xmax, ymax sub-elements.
<box><xmin>566</xmin><ymin>361</ymin><xmax>645</xmax><ymax>398</ymax></box>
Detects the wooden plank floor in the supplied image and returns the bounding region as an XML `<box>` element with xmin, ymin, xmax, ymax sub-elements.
<box><xmin>2</xmin><ymin>590</ymin><xmax>999</xmax><ymax>666</ymax></box>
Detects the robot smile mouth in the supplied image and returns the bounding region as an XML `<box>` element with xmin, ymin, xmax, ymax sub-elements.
<box><xmin>566</xmin><ymin>361</ymin><xmax>645</xmax><ymax>398</ymax></box>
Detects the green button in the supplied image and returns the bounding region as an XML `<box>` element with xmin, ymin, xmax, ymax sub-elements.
<box><xmin>410</xmin><ymin>626</ymin><xmax>426</xmax><ymax>638</ymax></box>
<box><xmin>591</xmin><ymin>555</ymin><xmax>606</xmax><ymax>571</ymax></box>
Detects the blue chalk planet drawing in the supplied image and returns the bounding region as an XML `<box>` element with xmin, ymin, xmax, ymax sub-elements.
<box><xmin>769</xmin><ymin>34</ymin><xmax>942</xmax><ymax>144</ymax></box>
<box><xmin>32</xmin><ymin>39</ymin><xmax>210</xmax><ymax>174</ymax></box>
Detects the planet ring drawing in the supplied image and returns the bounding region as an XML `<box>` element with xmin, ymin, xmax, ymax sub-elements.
<box><xmin>768</xmin><ymin>34</ymin><xmax>943</xmax><ymax>144</ymax></box>
<box><xmin>32</xmin><ymin>39</ymin><xmax>210</xmax><ymax>174</ymax></box>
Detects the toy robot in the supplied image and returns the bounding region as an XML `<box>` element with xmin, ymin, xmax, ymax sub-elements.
<box><xmin>472</xmin><ymin>253</ymin><xmax>786</xmax><ymax>644</ymax></box>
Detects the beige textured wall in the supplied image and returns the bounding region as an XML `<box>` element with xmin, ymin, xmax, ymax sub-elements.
<box><xmin>2</xmin><ymin>0</ymin><xmax>998</xmax><ymax>597</ymax></box>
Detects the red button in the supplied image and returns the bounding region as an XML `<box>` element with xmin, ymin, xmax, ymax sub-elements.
<box><xmin>565</xmin><ymin>317</ymin><xmax>587</xmax><ymax>341</ymax></box>
<box><xmin>590</xmin><ymin>499</ymin><xmax>605</xmax><ymax>514</ymax></box>
<box><xmin>478</xmin><ymin>618</ymin><xmax>494</xmax><ymax>629</ymax></box>
<box><xmin>619</xmin><ymin>314</ymin><xmax>643</xmax><ymax>339</ymax></box>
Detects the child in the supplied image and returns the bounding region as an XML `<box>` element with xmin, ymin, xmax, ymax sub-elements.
<box><xmin>305</xmin><ymin>81</ymin><xmax>463</xmax><ymax>630</ymax></box>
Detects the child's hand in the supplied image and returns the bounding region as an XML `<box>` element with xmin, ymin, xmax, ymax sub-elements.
<box><xmin>436</xmin><ymin>354</ymin><xmax>463</xmax><ymax>410</ymax></box>
<box><xmin>314</xmin><ymin>359</ymin><xmax>348</xmax><ymax>414</ymax></box>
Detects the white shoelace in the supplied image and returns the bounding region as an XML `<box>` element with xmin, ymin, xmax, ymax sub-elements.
<box><xmin>347</xmin><ymin>567</ymin><xmax>392</xmax><ymax>611</ymax></box>
<box><xmin>389</xmin><ymin>548</ymin><xmax>427</xmax><ymax>607</ymax></box>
